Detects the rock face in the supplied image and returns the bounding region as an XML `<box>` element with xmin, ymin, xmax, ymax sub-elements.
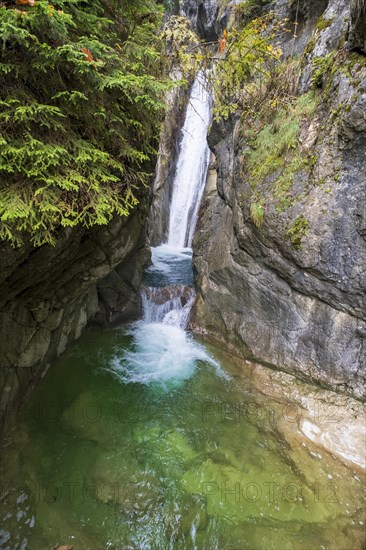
<box><xmin>0</xmin><ymin>208</ymin><xmax>149</xmax><ymax>425</ymax></box>
<box><xmin>350</xmin><ymin>0</ymin><xmax>366</xmax><ymax>54</ymax></box>
<box><xmin>180</xmin><ymin>0</ymin><xmax>219</xmax><ymax>40</ymax></box>
<box><xmin>192</xmin><ymin>0</ymin><xmax>366</xmax><ymax>400</ymax></box>
<box><xmin>149</xmin><ymin>79</ymin><xmax>188</xmax><ymax>246</ymax></box>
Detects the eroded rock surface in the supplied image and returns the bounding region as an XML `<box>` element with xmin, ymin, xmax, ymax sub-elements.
<box><xmin>149</xmin><ymin>78</ymin><xmax>188</xmax><ymax>246</ymax></box>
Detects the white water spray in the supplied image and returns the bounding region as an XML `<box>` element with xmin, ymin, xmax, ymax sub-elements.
<box><xmin>141</xmin><ymin>286</ymin><xmax>195</xmax><ymax>329</ymax></box>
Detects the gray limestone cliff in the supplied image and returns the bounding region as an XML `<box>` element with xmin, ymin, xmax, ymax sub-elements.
<box><xmin>191</xmin><ymin>0</ymin><xmax>366</xmax><ymax>400</ymax></box>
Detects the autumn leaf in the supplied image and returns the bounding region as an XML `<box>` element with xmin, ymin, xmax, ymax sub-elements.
<box><xmin>218</xmin><ymin>31</ymin><xmax>227</xmax><ymax>53</ymax></box>
<box><xmin>81</xmin><ymin>48</ymin><xmax>94</xmax><ymax>63</ymax></box>
<box><xmin>16</xmin><ymin>0</ymin><xmax>36</xmax><ymax>6</ymax></box>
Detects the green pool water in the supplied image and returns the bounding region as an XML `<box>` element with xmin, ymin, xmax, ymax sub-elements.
<box><xmin>1</xmin><ymin>326</ymin><xmax>365</xmax><ymax>550</ymax></box>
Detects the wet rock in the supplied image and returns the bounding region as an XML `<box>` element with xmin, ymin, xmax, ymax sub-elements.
<box><xmin>164</xmin><ymin>494</ymin><xmax>208</xmax><ymax>539</ymax></box>
<box><xmin>149</xmin><ymin>75</ymin><xmax>189</xmax><ymax>246</ymax></box>
<box><xmin>244</xmin><ymin>362</ymin><xmax>366</xmax><ymax>471</ymax></box>
<box><xmin>142</xmin><ymin>285</ymin><xmax>194</xmax><ymax>305</ymax></box>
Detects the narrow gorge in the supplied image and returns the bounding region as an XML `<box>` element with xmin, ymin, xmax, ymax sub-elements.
<box><xmin>0</xmin><ymin>0</ymin><xmax>365</xmax><ymax>549</ymax></box>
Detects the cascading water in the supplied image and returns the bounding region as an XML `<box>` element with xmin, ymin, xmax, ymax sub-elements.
<box><xmin>167</xmin><ymin>74</ymin><xmax>211</xmax><ymax>248</ymax></box>
<box><xmin>111</xmin><ymin>73</ymin><xmax>221</xmax><ymax>387</ymax></box>
<box><xmin>141</xmin><ymin>286</ymin><xmax>195</xmax><ymax>328</ymax></box>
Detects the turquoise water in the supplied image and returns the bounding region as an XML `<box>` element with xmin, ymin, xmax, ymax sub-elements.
<box><xmin>1</xmin><ymin>326</ymin><xmax>365</xmax><ymax>549</ymax></box>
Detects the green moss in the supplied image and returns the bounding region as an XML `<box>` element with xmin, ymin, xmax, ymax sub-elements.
<box><xmin>234</xmin><ymin>0</ymin><xmax>265</xmax><ymax>25</ymax></box>
<box><xmin>274</xmin><ymin>156</ymin><xmax>308</xmax><ymax>211</ymax></box>
<box><xmin>312</xmin><ymin>51</ymin><xmax>366</xmax><ymax>104</ymax></box>
<box><xmin>344</xmin><ymin>52</ymin><xmax>366</xmax><ymax>73</ymax></box>
<box><xmin>316</xmin><ymin>16</ymin><xmax>333</xmax><ymax>31</ymax></box>
<box><xmin>247</xmin><ymin>92</ymin><xmax>317</xmax><ymax>182</ymax></box>
<box><xmin>311</xmin><ymin>52</ymin><xmax>337</xmax><ymax>91</ymax></box>
<box><xmin>312</xmin><ymin>52</ymin><xmax>366</xmax><ymax>119</ymax></box>
<box><xmin>286</xmin><ymin>216</ymin><xmax>309</xmax><ymax>249</ymax></box>
<box><xmin>305</xmin><ymin>36</ymin><xmax>316</xmax><ymax>55</ymax></box>
<box><xmin>331</xmin><ymin>104</ymin><xmax>344</xmax><ymax>119</ymax></box>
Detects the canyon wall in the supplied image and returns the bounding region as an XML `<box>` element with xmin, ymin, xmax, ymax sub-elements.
<box><xmin>192</xmin><ymin>0</ymin><xmax>366</xmax><ymax>400</ymax></box>
<box><xmin>149</xmin><ymin>80</ymin><xmax>188</xmax><ymax>246</ymax></box>
<box><xmin>180</xmin><ymin>0</ymin><xmax>219</xmax><ymax>40</ymax></box>
<box><xmin>0</xmin><ymin>204</ymin><xmax>150</xmax><ymax>426</ymax></box>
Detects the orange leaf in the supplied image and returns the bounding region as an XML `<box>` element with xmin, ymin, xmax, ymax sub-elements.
<box><xmin>16</xmin><ymin>0</ymin><xmax>36</xmax><ymax>5</ymax></box>
<box><xmin>218</xmin><ymin>38</ymin><xmax>226</xmax><ymax>53</ymax></box>
<box><xmin>81</xmin><ymin>48</ymin><xmax>96</xmax><ymax>69</ymax></box>
<box><xmin>81</xmin><ymin>48</ymin><xmax>94</xmax><ymax>63</ymax></box>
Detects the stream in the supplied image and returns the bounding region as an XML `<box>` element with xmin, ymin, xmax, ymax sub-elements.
<box><xmin>0</xmin><ymin>76</ymin><xmax>365</xmax><ymax>550</ymax></box>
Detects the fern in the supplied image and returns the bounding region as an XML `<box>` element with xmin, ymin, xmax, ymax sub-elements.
<box><xmin>250</xmin><ymin>202</ymin><xmax>265</xmax><ymax>228</ymax></box>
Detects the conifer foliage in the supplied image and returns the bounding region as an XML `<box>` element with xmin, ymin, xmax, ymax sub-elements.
<box><xmin>0</xmin><ymin>0</ymin><xmax>170</xmax><ymax>246</ymax></box>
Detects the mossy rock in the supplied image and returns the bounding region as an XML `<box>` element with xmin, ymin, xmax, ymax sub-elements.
<box><xmin>286</xmin><ymin>216</ymin><xmax>309</xmax><ymax>249</ymax></box>
<box><xmin>316</xmin><ymin>15</ymin><xmax>333</xmax><ymax>31</ymax></box>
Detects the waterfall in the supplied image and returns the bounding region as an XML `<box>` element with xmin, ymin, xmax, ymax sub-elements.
<box><xmin>141</xmin><ymin>286</ymin><xmax>196</xmax><ymax>329</ymax></box>
<box><xmin>167</xmin><ymin>74</ymin><xmax>211</xmax><ymax>248</ymax></box>
<box><xmin>110</xmin><ymin>73</ymin><xmax>220</xmax><ymax>388</ymax></box>
<box><xmin>143</xmin><ymin>73</ymin><xmax>211</xmax><ymax>328</ymax></box>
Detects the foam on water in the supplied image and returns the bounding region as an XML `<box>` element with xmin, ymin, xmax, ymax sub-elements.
<box><xmin>141</xmin><ymin>286</ymin><xmax>195</xmax><ymax>328</ymax></box>
<box><xmin>110</xmin><ymin>322</ymin><xmax>223</xmax><ymax>388</ymax></box>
